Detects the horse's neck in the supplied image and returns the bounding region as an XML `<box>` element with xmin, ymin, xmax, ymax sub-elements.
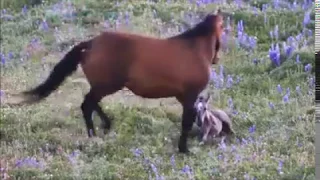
<box><xmin>195</xmin><ymin>36</ymin><xmax>215</xmax><ymax>64</ymax></box>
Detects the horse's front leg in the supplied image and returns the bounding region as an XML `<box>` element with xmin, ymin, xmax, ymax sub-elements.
<box><xmin>178</xmin><ymin>102</ymin><xmax>197</xmax><ymax>153</ymax></box>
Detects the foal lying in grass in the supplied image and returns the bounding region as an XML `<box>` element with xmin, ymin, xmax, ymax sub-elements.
<box><xmin>195</xmin><ymin>94</ymin><xmax>234</xmax><ymax>144</ymax></box>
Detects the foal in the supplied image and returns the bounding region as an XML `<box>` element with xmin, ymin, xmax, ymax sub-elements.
<box><xmin>195</xmin><ymin>94</ymin><xmax>234</xmax><ymax>144</ymax></box>
<box><xmin>10</xmin><ymin>10</ymin><xmax>224</xmax><ymax>153</ymax></box>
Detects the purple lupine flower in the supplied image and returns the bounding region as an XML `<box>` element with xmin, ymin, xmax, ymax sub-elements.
<box><xmin>236</xmin><ymin>76</ymin><xmax>241</xmax><ymax>84</ymax></box>
<box><xmin>283</xmin><ymin>42</ymin><xmax>294</xmax><ymax>57</ymax></box>
<box><xmin>181</xmin><ymin>165</ymin><xmax>192</xmax><ymax>178</ymax></box>
<box><xmin>0</xmin><ymin>90</ymin><xmax>4</xmax><ymax>97</ymax></box>
<box><xmin>170</xmin><ymin>155</ymin><xmax>176</xmax><ymax>171</ymax></box>
<box><xmin>234</xmin><ymin>154</ymin><xmax>241</xmax><ymax>164</ymax></box>
<box><xmin>249</xmin><ymin>125</ymin><xmax>256</xmax><ymax>134</ymax></box>
<box><xmin>296</xmin><ymin>54</ymin><xmax>301</xmax><ymax>64</ymax></box>
<box><xmin>241</xmin><ymin>138</ymin><xmax>248</xmax><ymax>145</ymax></box>
<box><xmin>286</xmin><ymin>87</ymin><xmax>290</xmax><ymax>96</ymax></box>
<box><xmin>22</xmin><ymin>5</ymin><xmax>27</xmax><ymax>14</ymax></box>
<box><xmin>131</xmin><ymin>148</ymin><xmax>143</xmax><ymax>157</ymax></box>
<box><xmin>269</xmin><ymin>31</ymin><xmax>273</xmax><ymax>39</ymax></box>
<box><xmin>283</xmin><ymin>94</ymin><xmax>289</xmax><ymax>103</ymax></box>
<box><xmin>124</xmin><ymin>11</ymin><xmax>130</xmax><ymax>25</ymax></box>
<box><xmin>219</xmin><ymin>65</ymin><xmax>224</xmax><ymax>77</ymax></box>
<box><xmin>226</xmin><ymin>75</ymin><xmax>233</xmax><ymax>88</ymax></box>
<box><xmin>277</xmin><ymin>84</ymin><xmax>282</xmax><ymax>93</ymax></box>
<box><xmin>218</xmin><ymin>138</ymin><xmax>227</xmax><ymax>151</ymax></box>
<box><xmin>0</xmin><ymin>53</ymin><xmax>5</xmax><ymax>64</ymax></box>
<box><xmin>262</xmin><ymin>4</ymin><xmax>268</xmax><ymax>11</ymax></box>
<box><xmin>15</xmin><ymin>157</ymin><xmax>45</xmax><ymax>169</ymax></box>
<box><xmin>150</xmin><ymin>163</ymin><xmax>160</xmax><ymax>180</ymax></box>
<box><xmin>7</xmin><ymin>51</ymin><xmax>13</xmax><ymax>59</ymax></box>
<box><xmin>268</xmin><ymin>102</ymin><xmax>275</xmax><ymax>109</ymax></box>
<box><xmin>211</xmin><ymin>70</ymin><xmax>220</xmax><ymax>88</ymax></box>
<box><xmin>273</xmin><ymin>0</ymin><xmax>279</xmax><ymax>9</ymax></box>
<box><xmin>304</xmin><ymin>63</ymin><xmax>312</xmax><ymax>72</ymax></box>
<box><xmin>277</xmin><ymin>160</ymin><xmax>284</xmax><ymax>174</ymax></box>
<box><xmin>40</xmin><ymin>19</ymin><xmax>49</xmax><ymax>31</ymax></box>
<box><xmin>228</xmin><ymin>97</ymin><xmax>233</xmax><ymax>109</ymax></box>
<box><xmin>308</xmin><ymin>77</ymin><xmax>315</xmax><ymax>88</ymax></box>
<box><xmin>303</xmin><ymin>11</ymin><xmax>310</xmax><ymax>27</ymax></box>
<box><xmin>269</xmin><ymin>43</ymin><xmax>281</xmax><ymax>66</ymax></box>
<box><xmin>253</xmin><ymin>59</ymin><xmax>258</xmax><ymax>65</ymax></box>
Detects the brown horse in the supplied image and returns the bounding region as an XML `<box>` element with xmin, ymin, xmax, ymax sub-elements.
<box><xmin>11</xmin><ymin>10</ymin><xmax>224</xmax><ymax>153</ymax></box>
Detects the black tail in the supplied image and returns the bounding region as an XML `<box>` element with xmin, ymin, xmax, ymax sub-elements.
<box><xmin>22</xmin><ymin>40</ymin><xmax>92</xmax><ymax>102</ymax></box>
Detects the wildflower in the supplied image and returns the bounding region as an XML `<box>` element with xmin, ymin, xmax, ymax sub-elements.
<box><xmin>236</xmin><ymin>76</ymin><xmax>241</xmax><ymax>84</ymax></box>
<box><xmin>0</xmin><ymin>53</ymin><xmax>5</xmax><ymax>65</ymax></box>
<box><xmin>228</xmin><ymin>98</ymin><xmax>233</xmax><ymax>109</ymax></box>
<box><xmin>22</xmin><ymin>5</ymin><xmax>27</xmax><ymax>14</ymax></box>
<box><xmin>15</xmin><ymin>157</ymin><xmax>45</xmax><ymax>169</ymax></box>
<box><xmin>218</xmin><ymin>138</ymin><xmax>227</xmax><ymax>151</ymax></box>
<box><xmin>273</xmin><ymin>0</ymin><xmax>279</xmax><ymax>9</ymax></box>
<box><xmin>304</xmin><ymin>63</ymin><xmax>312</xmax><ymax>72</ymax></box>
<box><xmin>150</xmin><ymin>163</ymin><xmax>160</xmax><ymax>180</ymax></box>
<box><xmin>277</xmin><ymin>160</ymin><xmax>284</xmax><ymax>175</ymax></box>
<box><xmin>269</xmin><ymin>43</ymin><xmax>280</xmax><ymax>66</ymax></box>
<box><xmin>303</xmin><ymin>11</ymin><xmax>310</xmax><ymax>27</ymax></box>
<box><xmin>241</xmin><ymin>138</ymin><xmax>248</xmax><ymax>145</ymax></box>
<box><xmin>181</xmin><ymin>165</ymin><xmax>193</xmax><ymax>178</ymax></box>
<box><xmin>249</xmin><ymin>125</ymin><xmax>256</xmax><ymax>134</ymax></box>
<box><xmin>170</xmin><ymin>155</ymin><xmax>176</xmax><ymax>171</ymax></box>
<box><xmin>40</xmin><ymin>19</ymin><xmax>49</xmax><ymax>31</ymax></box>
<box><xmin>253</xmin><ymin>59</ymin><xmax>258</xmax><ymax>65</ymax></box>
<box><xmin>277</xmin><ymin>84</ymin><xmax>282</xmax><ymax>93</ymax></box>
<box><xmin>131</xmin><ymin>148</ymin><xmax>143</xmax><ymax>157</ymax></box>
<box><xmin>286</xmin><ymin>88</ymin><xmax>290</xmax><ymax>96</ymax></box>
<box><xmin>8</xmin><ymin>51</ymin><xmax>13</xmax><ymax>59</ymax></box>
<box><xmin>308</xmin><ymin>77</ymin><xmax>314</xmax><ymax>88</ymax></box>
<box><xmin>234</xmin><ymin>154</ymin><xmax>241</xmax><ymax>163</ymax></box>
<box><xmin>219</xmin><ymin>65</ymin><xmax>224</xmax><ymax>77</ymax></box>
<box><xmin>283</xmin><ymin>42</ymin><xmax>294</xmax><ymax>57</ymax></box>
<box><xmin>0</xmin><ymin>88</ymin><xmax>4</xmax><ymax>97</ymax></box>
<box><xmin>226</xmin><ymin>75</ymin><xmax>233</xmax><ymax>88</ymax></box>
<box><xmin>296</xmin><ymin>54</ymin><xmax>301</xmax><ymax>64</ymax></box>
<box><xmin>268</xmin><ymin>102</ymin><xmax>275</xmax><ymax>109</ymax></box>
<box><xmin>283</xmin><ymin>94</ymin><xmax>289</xmax><ymax>103</ymax></box>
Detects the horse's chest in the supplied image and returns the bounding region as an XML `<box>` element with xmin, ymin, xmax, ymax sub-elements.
<box><xmin>185</xmin><ymin>66</ymin><xmax>210</xmax><ymax>91</ymax></box>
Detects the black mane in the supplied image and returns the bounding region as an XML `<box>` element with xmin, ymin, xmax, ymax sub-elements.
<box><xmin>169</xmin><ymin>14</ymin><xmax>216</xmax><ymax>40</ymax></box>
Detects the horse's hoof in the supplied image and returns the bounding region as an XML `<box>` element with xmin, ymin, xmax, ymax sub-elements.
<box><xmin>179</xmin><ymin>148</ymin><xmax>191</xmax><ymax>154</ymax></box>
<box><xmin>101</xmin><ymin>122</ymin><xmax>111</xmax><ymax>133</ymax></box>
<box><xmin>178</xmin><ymin>145</ymin><xmax>190</xmax><ymax>154</ymax></box>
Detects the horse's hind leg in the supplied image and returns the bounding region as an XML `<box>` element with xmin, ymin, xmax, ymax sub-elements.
<box><xmin>81</xmin><ymin>90</ymin><xmax>97</xmax><ymax>137</ymax></box>
<box><xmin>81</xmin><ymin>84</ymin><xmax>123</xmax><ymax>137</ymax></box>
<box><xmin>95</xmin><ymin>103</ymin><xmax>112</xmax><ymax>134</ymax></box>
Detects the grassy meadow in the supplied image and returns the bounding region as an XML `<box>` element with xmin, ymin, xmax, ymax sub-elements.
<box><xmin>0</xmin><ymin>0</ymin><xmax>315</xmax><ymax>179</ymax></box>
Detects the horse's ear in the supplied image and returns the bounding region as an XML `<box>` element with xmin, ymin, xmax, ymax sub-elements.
<box><xmin>204</xmin><ymin>93</ymin><xmax>211</xmax><ymax>103</ymax></box>
<box><xmin>216</xmin><ymin>9</ymin><xmax>222</xmax><ymax>15</ymax></box>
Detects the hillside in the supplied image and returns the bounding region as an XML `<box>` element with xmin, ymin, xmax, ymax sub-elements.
<box><xmin>0</xmin><ymin>0</ymin><xmax>315</xmax><ymax>179</ymax></box>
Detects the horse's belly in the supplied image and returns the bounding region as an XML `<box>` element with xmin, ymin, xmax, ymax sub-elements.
<box><xmin>125</xmin><ymin>81</ymin><xmax>182</xmax><ymax>98</ymax></box>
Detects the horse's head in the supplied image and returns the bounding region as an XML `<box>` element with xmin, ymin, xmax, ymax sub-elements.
<box><xmin>202</xmin><ymin>9</ymin><xmax>224</xmax><ymax>64</ymax></box>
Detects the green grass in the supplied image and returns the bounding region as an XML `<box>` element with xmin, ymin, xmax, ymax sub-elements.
<box><xmin>0</xmin><ymin>0</ymin><xmax>315</xmax><ymax>179</ymax></box>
